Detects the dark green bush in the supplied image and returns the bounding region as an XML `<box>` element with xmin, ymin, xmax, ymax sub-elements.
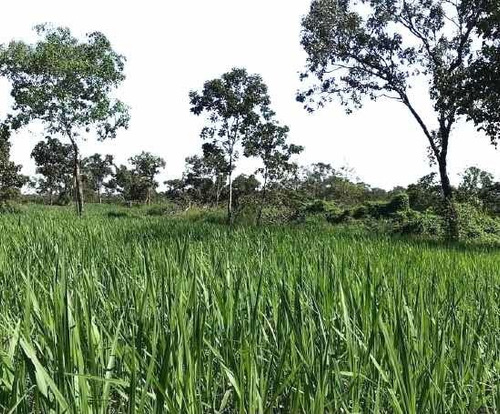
<box><xmin>0</xmin><ymin>202</ymin><xmax>24</xmax><ymax>214</ymax></box>
<box><xmin>107</xmin><ymin>211</ymin><xmax>129</xmax><ymax>218</ymax></box>
<box><xmin>457</xmin><ymin>203</ymin><xmax>500</xmax><ymax>243</ymax></box>
<box><xmin>394</xmin><ymin>210</ymin><xmax>444</xmax><ymax>237</ymax></box>
<box><xmin>146</xmin><ymin>204</ymin><xmax>179</xmax><ymax>216</ymax></box>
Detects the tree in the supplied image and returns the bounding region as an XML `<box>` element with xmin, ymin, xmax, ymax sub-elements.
<box><xmin>244</xmin><ymin>121</ymin><xmax>303</xmax><ymax>224</ymax></box>
<box><xmin>190</xmin><ymin>68</ymin><xmax>273</xmax><ymax>223</ymax></box>
<box><xmin>298</xmin><ymin>0</ymin><xmax>500</xmax><ymax>240</ymax></box>
<box><xmin>183</xmin><ymin>155</ymin><xmax>214</xmax><ymax>204</ymax></box>
<box><xmin>31</xmin><ymin>137</ymin><xmax>74</xmax><ymax>204</ymax></box>
<box><xmin>108</xmin><ymin>165</ymin><xmax>143</xmax><ymax>204</ymax></box>
<box><xmin>83</xmin><ymin>154</ymin><xmax>114</xmax><ymax>203</ymax></box>
<box><xmin>231</xmin><ymin>174</ymin><xmax>261</xmax><ymax>210</ymax></box>
<box><xmin>0</xmin><ymin>24</ymin><xmax>129</xmax><ymax>215</ymax></box>
<box><xmin>457</xmin><ymin>166</ymin><xmax>498</xmax><ymax>213</ymax></box>
<box><xmin>201</xmin><ymin>142</ymin><xmax>230</xmax><ymax>206</ymax></box>
<box><xmin>128</xmin><ymin>152</ymin><xmax>166</xmax><ymax>204</ymax></box>
<box><xmin>0</xmin><ymin>125</ymin><xmax>27</xmax><ymax>202</ymax></box>
<box><xmin>407</xmin><ymin>173</ymin><xmax>442</xmax><ymax>212</ymax></box>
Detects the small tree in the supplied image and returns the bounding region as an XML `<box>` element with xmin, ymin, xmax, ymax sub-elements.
<box><xmin>83</xmin><ymin>154</ymin><xmax>114</xmax><ymax>203</ymax></box>
<box><xmin>190</xmin><ymin>68</ymin><xmax>273</xmax><ymax>223</ymax></box>
<box><xmin>244</xmin><ymin>121</ymin><xmax>303</xmax><ymax>224</ymax></box>
<box><xmin>182</xmin><ymin>143</ymin><xmax>230</xmax><ymax>206</ymax></box>
<box><xmin>31</xmin><ymin>137</ymin><xmax>74</xmax><ymax>204</ymax></box>
<box><xmin>201</xmin><ymin>143</ymin><xmax>230</xmax><ymax>206</ymax></box>
<box><xmin>298</xmin><ymin>0</ymin><xmax>500</xmax><ymax>240</ymax></box>
<box><xmin>108</xmin><ymin>165</ymin><xmax>144</xmax><ymax>204</ymax></box>
<box><xmin>128</xmin><ymin>152</ymin><xmax>166</xmax><ymax>204</ymax></box>
<box><xmin>0</xmin><ymin>24</ymin><xmax>129</xmax><ymax>215</ymax></box>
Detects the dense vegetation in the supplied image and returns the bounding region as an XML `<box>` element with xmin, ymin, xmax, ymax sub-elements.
<box><xmin>0</xmin><ymin>1</ymin><xmax>499</xmax><ymax>412</ymax></box>
<box><xmin>0</xmin><ymin>206</ymin><xmax>498</xmax><ymax>413</ymax></box>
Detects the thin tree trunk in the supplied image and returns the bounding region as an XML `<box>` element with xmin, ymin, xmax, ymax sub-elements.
<box><xmin>437</xmin><ymin>156</ymin><xmax>459</xmax><ymax>241</ymax></box>
<box><xmin>401</xmin><ymin>94</ymin><xmax>459</xmax><ymax>241</ymax></box>
<box><xmin>257</xmin><ymin>171</ymin><xmax>268</xmax><ymax>226</ymax></box>
<box><xmin>70</xmin><ymin>140</ymin><xmax>84</xmax><ymax>216</ymax></box>
<box><xmin>228</xmin><ymin>152</ymin><xmax>233</xmax><ymax>225</ymax></box>
<box><xmin>215</xmin><ymin>178</ymin><xmax>220</xmax><ymax>207</ymax></box>
<box><xmin>98</xmin><ymin>187</ymin><xmax>102</xmax><ymax>204</ymax></box>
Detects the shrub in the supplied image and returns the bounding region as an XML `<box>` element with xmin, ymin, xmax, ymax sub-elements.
<box><xmin>107</xmin><ymin>210</ymin><xmax>129</xmax><ymax>218</ymax></box>
<box><xmin>0</xmin><ymin>202</ymin><xmax>24</xmax><ymax>214</ymax></box>
<box><xmin>457</xmin><ymin>203</ymin><xmax>500</xmax><ymax>243</ymax></box>
<box><xmin>146</xmin><ymin>204</ymin><xmax>179</xmax><ymax>216</ymax></box>
<box><xmin>394</xmin><ymin>210</ymin><xmax>444</xmax><ymax>237</ymax></box>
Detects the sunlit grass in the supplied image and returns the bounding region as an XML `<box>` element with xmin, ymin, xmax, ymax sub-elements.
<box><xmin>0</xmin><ymin>205</ymin><xmax>498</xmax><ymax>413</ymax></box>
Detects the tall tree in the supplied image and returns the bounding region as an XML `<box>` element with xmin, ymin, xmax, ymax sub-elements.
<box><xmin>298</xmin><ymin>0</ymin><xmax>500</xmax><ymax>240</ymax></box>
<box><xmin>128</xmin><ymin>152</ymin><xmax>166</xmax><ymax>204</ymax></box>
<box><xmin>0</xmin><ymin>24</ymin><xmax>129</xmax><ymax>215</ymax></box>
<box><xmin>189</xmin><ymin>68</ymin><xmax>273</xmax><ymax>223</ymax></box>
<box><xmin>0</xmin><ymin>125</ymin><xmax>27</xmax><ymax>202</ymax></box>
<box><xmin>83</xmin><ymin>154</ymin><xmax>114</xmax><ymax>203</ymax></box>
<box><xmin>31</xmin><ymin>137</ymin><xmax>74</xmax><ymax>204</ymax></box>
<box><xmin>244</xmin><ymin>121</ymin><xmax>303</xmax><ymax>224</ymax></box>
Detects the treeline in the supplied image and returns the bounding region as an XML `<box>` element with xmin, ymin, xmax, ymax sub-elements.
<box><xmin>1</xmin><ymin>0</ymin><xmax>500</xmax><ymax>242</ymax></box>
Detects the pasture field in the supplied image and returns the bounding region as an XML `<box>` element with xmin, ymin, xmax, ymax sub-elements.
<box><xmin>0</xmin><ymin>205</ymin><xmax>499</xmax><ymax>413</ymax></box>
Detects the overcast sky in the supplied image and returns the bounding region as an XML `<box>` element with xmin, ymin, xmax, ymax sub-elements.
<box><xmin>0</xmin><ymin>0</ymin><xmax>498</xmax><ymax>189</ymax></box>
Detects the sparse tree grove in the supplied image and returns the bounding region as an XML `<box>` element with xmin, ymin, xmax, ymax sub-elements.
<box><xmin>0</xmin><ymin>8</ymin><xmax>499</xmax><ymax>413</ymax></box>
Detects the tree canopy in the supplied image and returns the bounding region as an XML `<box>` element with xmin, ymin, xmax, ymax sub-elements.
<box><xmin>298</xmin><ymin>0</ymin><xmax>500</xmax><ymax>239</ymax></box>
<box><xmin>190</xmin><ymin>67</ymin><xmax>273</xmax><ymax>223</ymax></box>
<box><xmin>0</xmin><ymin>24</ymin><xmax>130</xmax><ymax>214</ymax></box>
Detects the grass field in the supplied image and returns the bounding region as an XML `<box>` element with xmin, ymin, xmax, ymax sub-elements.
<box><xmin>0</xmin><ymin>205</ymin><xmax>499</xmax><ymax>413</ymax></box>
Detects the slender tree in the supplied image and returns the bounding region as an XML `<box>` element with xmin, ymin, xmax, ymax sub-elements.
<box><xmin>298</xmin><ymin>0</ymin><xmax>500</xmax><ymax>240</ymax></box>
<box><xmin>0</xmin><ymin>24</ymin><xmax>129</xmax><ymax>215</ymax></box>
<box><xmin>190</xmin><ymin>68</ymin><xmax>273</xmax><ymax>224</ymax></box>
<box><xmin>245</xmin><ymin>121</ymin><xmax>303</xmax><ymax>224</ymax></box>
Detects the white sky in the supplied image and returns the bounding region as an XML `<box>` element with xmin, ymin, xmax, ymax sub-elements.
<box><xmin>0</xmin><ymin>0</ymin><xmax>498</xmax><ymax>190</ymax></box>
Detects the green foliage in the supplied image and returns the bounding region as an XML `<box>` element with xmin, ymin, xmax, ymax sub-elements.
<box><xmin>456</xmin><ymin>202</ymin><xmax>500</xmax><ymax>243</ymax></box>
<box><xmin>0</xmin><ymin>201</ymin><xmax>25</xmax><ymax>214</ymax></box>
<box><xmin>82</xmin><ymin>153</ymin><xmax>114</xmax><ymax>202</ymax></box>
<box><xmin>0</xmin><ymin>206</ymin><xmax>498</xmax><ymax>412</ymax></box>
<box><xmin>1</xmin><ymin>24</ymin><xmax>130</xmax><ymax>140</ymax></box>
<box><xmin>31</xmin><ymin>137</ymin><xmax>74</xmax><ymax>203</ymax></box>
<box><xmin>145</xmin><ymin>203</ymin><xmax>179</xmax><ymax>217</ymax></box>
<box><xmin>393</xmin><ymin>209</ymin><xmax>445</xmax><ymax>238</ymax></box>
<box><xmin>110</xmin><ymin>152</ymin><xmax>165</xmax><ymax>204</ymax></box>
<box><xmin>190</xmin><ymin>68</ymin><xmax>273</xmax><ymax>222</ymax></box>
<box><xmin>1</xmin><ymin>24</ymin><xmax>129</xmax><ymax>214</ymax></box>
<box><xmin>0</xmin><ymin>125</ymin><xmax>28</xmax><ymax>201</ymax></box>
<box><xmin>349</xmin><ymin>193</ymin><xmax>410</xmax><ymax>220</ymax></box>
<box><xmin>298</xmin><ymin>0</ymin><xmax>500</xmax><ymax>240</ymax></box>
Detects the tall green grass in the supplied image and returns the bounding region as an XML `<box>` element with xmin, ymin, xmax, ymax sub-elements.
<box><xmin>0</xmin><ymin>206</ymin><xmax>498</xmax><ymax>413</ymax></box>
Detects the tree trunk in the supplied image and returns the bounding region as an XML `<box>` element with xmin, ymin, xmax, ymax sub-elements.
<box><xmin>215</xmin><ymin>179</ymin><xmax>220</xmax><ymax>207</ymax></box>
<box><xmin>227</xmin><ymin>153</ymin><xmax>234</xmax><ymax>225</ymax></box>
<box><xmin>257</xmin><ymin>172</ymin><xmax>268</xmax><ymax>226</ymax></box>
<box><xmin>71</xmin><ymin>142</ymin><xmax>84</xmax><ymax>216</ymax></box>
<box><xmin>98</xmin><ymin>187</ymin><xmax>102</xmax><ymax>204</ymax></box>
<box><xmin>437</xmin><ymin>156</ymin><xmax>459</xmax><ymax>241</ymax></box>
